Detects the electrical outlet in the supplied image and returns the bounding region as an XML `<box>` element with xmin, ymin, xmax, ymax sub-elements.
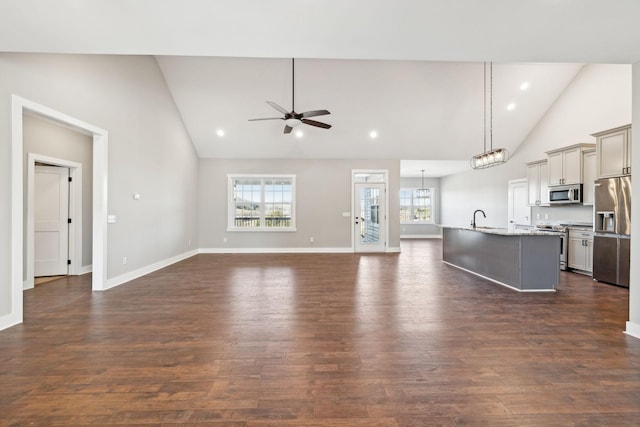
<box><xmin>544</xmin><ymin>214</ymin><xmax>549</xmax><ymax>219</ymax></box>
<box><xmin>188</xmin><ymin>239</ymin><xmax>191</xmax><ymax>247</ymax></box>
<box><xmin>536</xmin><ymin>214</ymin><xmax>540</xmax><ymax>219</ymax></box>
<box><xmin>122</xmin><ymin>256</ymin><xmax>127</xmax><ymax>265</ymax></box>
<box><xmin>223</xmin><ymin>237</ymin><xmax>228</xmax><ymax>243</ymax></box>
<box><xmin>309</xmin><ymin>237</ymin><xmax>314</xmax><ymax>244</ymax></box>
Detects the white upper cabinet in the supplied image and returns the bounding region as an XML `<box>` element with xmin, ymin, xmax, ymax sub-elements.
<box><xmin>582</xmin><ymin>150</ymin><xmax>596</xmax><ymax>205</ymax></box>
<box><xmin>593</xmin><ymin>124</ymin><xmax>632</xmax><ymax>178</ymax></box>
<box><xmin>546</xmin><ymin>143</ymin><xmax>595</xmax><ymax>186</ymax></box>
<box><xmin>526</xmin><ymin>160</ymin><xmax>549</xmax><ymax>206</ymax></box>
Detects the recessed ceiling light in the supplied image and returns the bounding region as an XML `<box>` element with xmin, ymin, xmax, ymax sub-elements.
<box><xmin>216</xmin><ymin>129</ymin><xmax>225</xmax><ymax>137</ymax></box>
<box><xmin>506</xmin><ymin>103</ymin><xmax>516</xmax><ymax>111</ymax></box>
<box><xmin>295</xmin><ymin>130</ymin><xmax>304</xmax><ymax>138</ymax></box>
<box><xmin>520</xmin><ymin>81</ymin><xmax>530</xmax><ymax>91</ymax></box>
<box><xmin>369</xmin><ymin>130</ymin><xmax>378</xmax><ymax>139</ymax></box>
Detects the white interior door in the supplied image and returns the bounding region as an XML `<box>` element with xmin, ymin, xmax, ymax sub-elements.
<box><xmin>354</xmin><ymin>182</ymin><xmax>386</xmax><ymax>252</ymax></box>
<box><xmin>34</xmin><ymin>165</ymin><xmax>70</xmax><ymax>277</ymax></box>
<box><xmin>508</xmin><ymin>179</ymin><xmax>531</xmax><ymax>232</ymax></box>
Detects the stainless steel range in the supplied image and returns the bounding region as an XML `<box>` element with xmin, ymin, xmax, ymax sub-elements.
<box><xmin>534</xmin><ymin>222</ymin><xmax>569</xmax><ymax>271</ymax></box>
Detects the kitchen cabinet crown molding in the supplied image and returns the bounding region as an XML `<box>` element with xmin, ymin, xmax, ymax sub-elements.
<box><xmin>591</xmin><ymin>124</ymin><xmax>631</xmax><ymax>138</ymax></box>
<box><xmin>545</xmin><ymin>143</ymin><xmax>596</xmax><ymax>155</ymax></box>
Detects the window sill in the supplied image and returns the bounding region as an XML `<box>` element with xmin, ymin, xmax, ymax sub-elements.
<box><xmin>227</xmin><ymin>227</ymin><xmax>297</xmax><ymax>233</ymax></box>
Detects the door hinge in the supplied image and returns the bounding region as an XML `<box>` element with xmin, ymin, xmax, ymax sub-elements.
<box><xmin>67</xmin><ymin>259</ymin><xmax>71</xmax><ymax>265</ymax></box>
<box><xmin>68</xmin><ymin>218</ymin><xmax>72</xmax><ymax>224</ymax></box>
<box><xmin>68</xmin><ymin>176</ymin><xmax>72</xmax><ymax>182</ymax></box>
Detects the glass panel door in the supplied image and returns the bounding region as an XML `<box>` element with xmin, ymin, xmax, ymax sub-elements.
<box><xmin>354</xmin><ymin>182</ymin><xmax>386</xmax><ymax>252</ymax></box>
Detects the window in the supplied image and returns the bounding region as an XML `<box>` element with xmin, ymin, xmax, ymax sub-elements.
<box><xmin>400</xmin><ymin>188</ymin><xmax>434</xmax><ymax>224</ymax></box>
<box><xmin>228</xmin><ymin>175</ymin><xmax>295</xmax><ymax>231</ymax></box>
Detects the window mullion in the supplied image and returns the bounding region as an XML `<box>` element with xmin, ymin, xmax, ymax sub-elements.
<box><xmin>260</xmin><ymin>178</ymin><xmax>266</xmax><ymax>226</ymax></box>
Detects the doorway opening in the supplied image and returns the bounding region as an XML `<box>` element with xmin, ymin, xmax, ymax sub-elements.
<box><xmin>6</xmin><ymin>95</ymin><xmax>109</xmax><ymax>330</ymax></box>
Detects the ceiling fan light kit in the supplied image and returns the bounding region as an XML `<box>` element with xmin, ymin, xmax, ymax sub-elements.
<box><xmin>471</xmin><ymin>62</ymin><xmax>509</xmax><ymax>169</ymax></box>
<box><xmin>249</xmin><ymin>58</ymin><xmax>332</xmax><ymax>134</ymax></box>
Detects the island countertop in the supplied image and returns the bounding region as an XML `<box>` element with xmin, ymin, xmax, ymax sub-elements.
<box><xmin>440</xmin><ymin>225</ymin><xmax>561</xmax><ymax>237</ymax></box>
<box><xmin>442</xmin><ymin>227</ymin><xmax>560</xmax><ymax>292</ymax></box>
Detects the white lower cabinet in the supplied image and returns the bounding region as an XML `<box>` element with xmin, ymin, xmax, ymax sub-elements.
<box><xmin>568</xmin><ymin>228</ymin><xmax>593</xmax><ymax>274</ymax></box>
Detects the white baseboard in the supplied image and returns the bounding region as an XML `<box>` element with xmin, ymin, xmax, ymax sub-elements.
<box><xmin>400</xmin><ymin>235</ymin><xmax>442</xmax><ymax>239</ymax></box>
<box><xmin>77</xmin><ymin>264</ymin><xmax>92</xmax><ymax>275</ymax></box>
<box><xmin>104</xmin><ymin>249</ymin><xmax>198</xmax><ymax>291</ymax></box>
<box><xmin>0</xmin><ymin>312</ymin><xmax>22</xmax><ymax>332</ymax></box>
<box><xmin>625</xmin><ymin>321</ymin><xmax>640</xmax><ymax>340</ymax></box>
<box><xmin>387</xmin><ymin>246</ymin><xmax>401</xmax><ymax>253</ymax></box>
<box><xmin>199</xmin><ymin>247</ymin><xmax>353</xmax><ymax>254</ymax></box>
<box><xmin>23</xmin><ymin>279</ymin><xmax>33</xmax><ymax>290</ymax></box>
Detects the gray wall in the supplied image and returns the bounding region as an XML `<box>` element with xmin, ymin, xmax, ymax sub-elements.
<box><xmin>23</xmin><ymin>114</ymin><xmax>93</xmax><ymax>271</ymax></box>
<box><xmin>0</xmin><ymin>53</ymin><xmax>199</xmax><ymax>320</ymax></box>
<box><xmin>199</xmin><ymin>158</ymin><xmax>401</xmax><ymax>250</ymax></box>
<box><xmin>441</xmin><ymin>64</ymin><xmax>632</xmax><ymax>228</ymax></box>
<box><xmin>400</xmin><ymin>176</ymin><xmax>441</xmax><ymax>237</ymax></box>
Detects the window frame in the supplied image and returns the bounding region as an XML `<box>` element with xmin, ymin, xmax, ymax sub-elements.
<box><xmin>400</xmin><ymin>187</ymin><xmax>435</xmax><ymax>225</ymax></box>
<box><xmin>227</xmin><ymin>174</ymin><xmax>296</xmax><ymax>232</ymax></box>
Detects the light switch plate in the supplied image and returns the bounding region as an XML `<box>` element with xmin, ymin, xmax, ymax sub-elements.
<box><xmin>342</xmin><ymin>212</ymin><xmax>351</xmax><ymax>217</ymax></box>
<box><xmin>107</xmin><ymin>215</ymin><xmax>117</xmax><ymax>224</ymax></box>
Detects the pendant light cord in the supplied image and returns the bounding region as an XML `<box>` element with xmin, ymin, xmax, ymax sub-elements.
<box><xmin>292</xmin><ymin>58</ymin><xmax>295</xmax><ymax>111</ymax></box>
<box><xmin>483</xmin><ymin>62</ymin><xmax>487</xmax><ymax>154</ymax></box>
<box><xmin>490</xmin><ymin>62</ymin><xmax>493</xmax><ymax>152</ymax></box>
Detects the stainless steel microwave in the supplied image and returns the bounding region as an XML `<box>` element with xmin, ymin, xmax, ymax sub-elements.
<box><xmin>549</xmin><ymin>184</ymin><xmax>582</xmax><ymax>204</ymax></box>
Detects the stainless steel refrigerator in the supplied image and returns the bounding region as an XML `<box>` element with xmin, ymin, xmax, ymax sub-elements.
<box><xmin>593</xmin><ymin>176</ymin><xmax>631</xmax><ymax>287</ymax></box>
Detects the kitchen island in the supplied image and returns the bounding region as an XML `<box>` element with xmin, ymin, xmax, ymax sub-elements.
<box><xmin>442</xmin><ymin>226</ymin><xmax>561</xmax><ymax>292</ymax></box>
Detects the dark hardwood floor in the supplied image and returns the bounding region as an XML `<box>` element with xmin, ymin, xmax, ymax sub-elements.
<box><xmin>2</xmin><ymin>239</ymin><xmax>640</xmax><ymax>426</ymax></box>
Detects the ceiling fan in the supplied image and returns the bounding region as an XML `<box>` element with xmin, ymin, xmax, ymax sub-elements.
<box><xmin>249</xmin><ymin>58</ymin><xmax>331</xmax><ymax>134</ymax></box>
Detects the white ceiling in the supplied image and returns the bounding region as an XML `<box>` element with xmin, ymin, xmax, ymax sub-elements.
<box><xmin>156</xmin><ymin>57</ymin><xmax>582</xmax><ymax>162</ymax></box>
<box><xmin>1</xmin><ymin>0</ymin><xmax>637</xmax><ymax>176</ymax></box>
<box><xmin>2</xmin><ymin>0</ymin><xmax>639</xmax><ymax>63</ymax></box>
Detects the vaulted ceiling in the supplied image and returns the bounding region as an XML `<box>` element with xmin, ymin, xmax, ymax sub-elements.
<box><xmin>2</xmin><ymin>0</ymin><xmax>638</xmax><ymax>176</ymax></box>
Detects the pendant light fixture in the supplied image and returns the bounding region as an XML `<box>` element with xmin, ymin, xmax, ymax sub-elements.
<box><xmin>415</xmin><ymin>169</ymin><xmax>430</xmax><ymax>199</ymax></box>
<box><xmin>471</xmin><ymin>62</ymin><xmax>509</xmax><ymax>169</ymax></box>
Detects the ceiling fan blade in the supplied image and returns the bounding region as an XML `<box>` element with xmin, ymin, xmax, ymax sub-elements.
<box><xmin>267</xmin><ymin>101</ymin><xmax>290</xmax><ymax>115</ymax></box>
<box><xmin>301</xmin><ymin>118</ymin><xmax>331</xmax><ymax>129</ymax></box>
<box><xmin>248</xmin><ymin>117</ymin><xmax>284</xmax><ymax>121</ymax></box>
<box><xmin>301</xmin><ymin>109</ymin><xmax>330</xmax><ymax>118</ymax></box>
<box><xmin>284</xmin><ymin>125</ymin><xmax>293</xmax><ymax>134</ymax></box>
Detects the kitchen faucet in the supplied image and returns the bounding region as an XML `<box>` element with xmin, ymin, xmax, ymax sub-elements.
<box><xmin>471</xmin><ymin>209</ymin><xmax>486</xmax><ymax>229</ymax></box>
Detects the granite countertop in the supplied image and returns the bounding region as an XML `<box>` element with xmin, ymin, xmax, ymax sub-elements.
<box><xmin>562</xmin><ymin>222</ymin><xmax>594</xmax><ymax>229</ymax></box>
<box><xmin>441</xmin><ymin>225</ymin><xmax>561</xmax><ymax>236</ymax></box>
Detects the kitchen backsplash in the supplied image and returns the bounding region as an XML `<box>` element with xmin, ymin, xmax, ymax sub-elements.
<box><xmin>531</xmin><ymin>205</ymin><xmax>594</xmax><ymax>224</ymax></box>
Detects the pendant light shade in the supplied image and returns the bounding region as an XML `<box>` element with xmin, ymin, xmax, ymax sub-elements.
<box><xmin>471</xmin><ymin>62</ymin><xmax>509</xmax><ymax>169</ymax></box>
<box><xmin>415</xmin><ymin>169</ymin><xmax>430</xmax><ymax>199</ymax></box>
